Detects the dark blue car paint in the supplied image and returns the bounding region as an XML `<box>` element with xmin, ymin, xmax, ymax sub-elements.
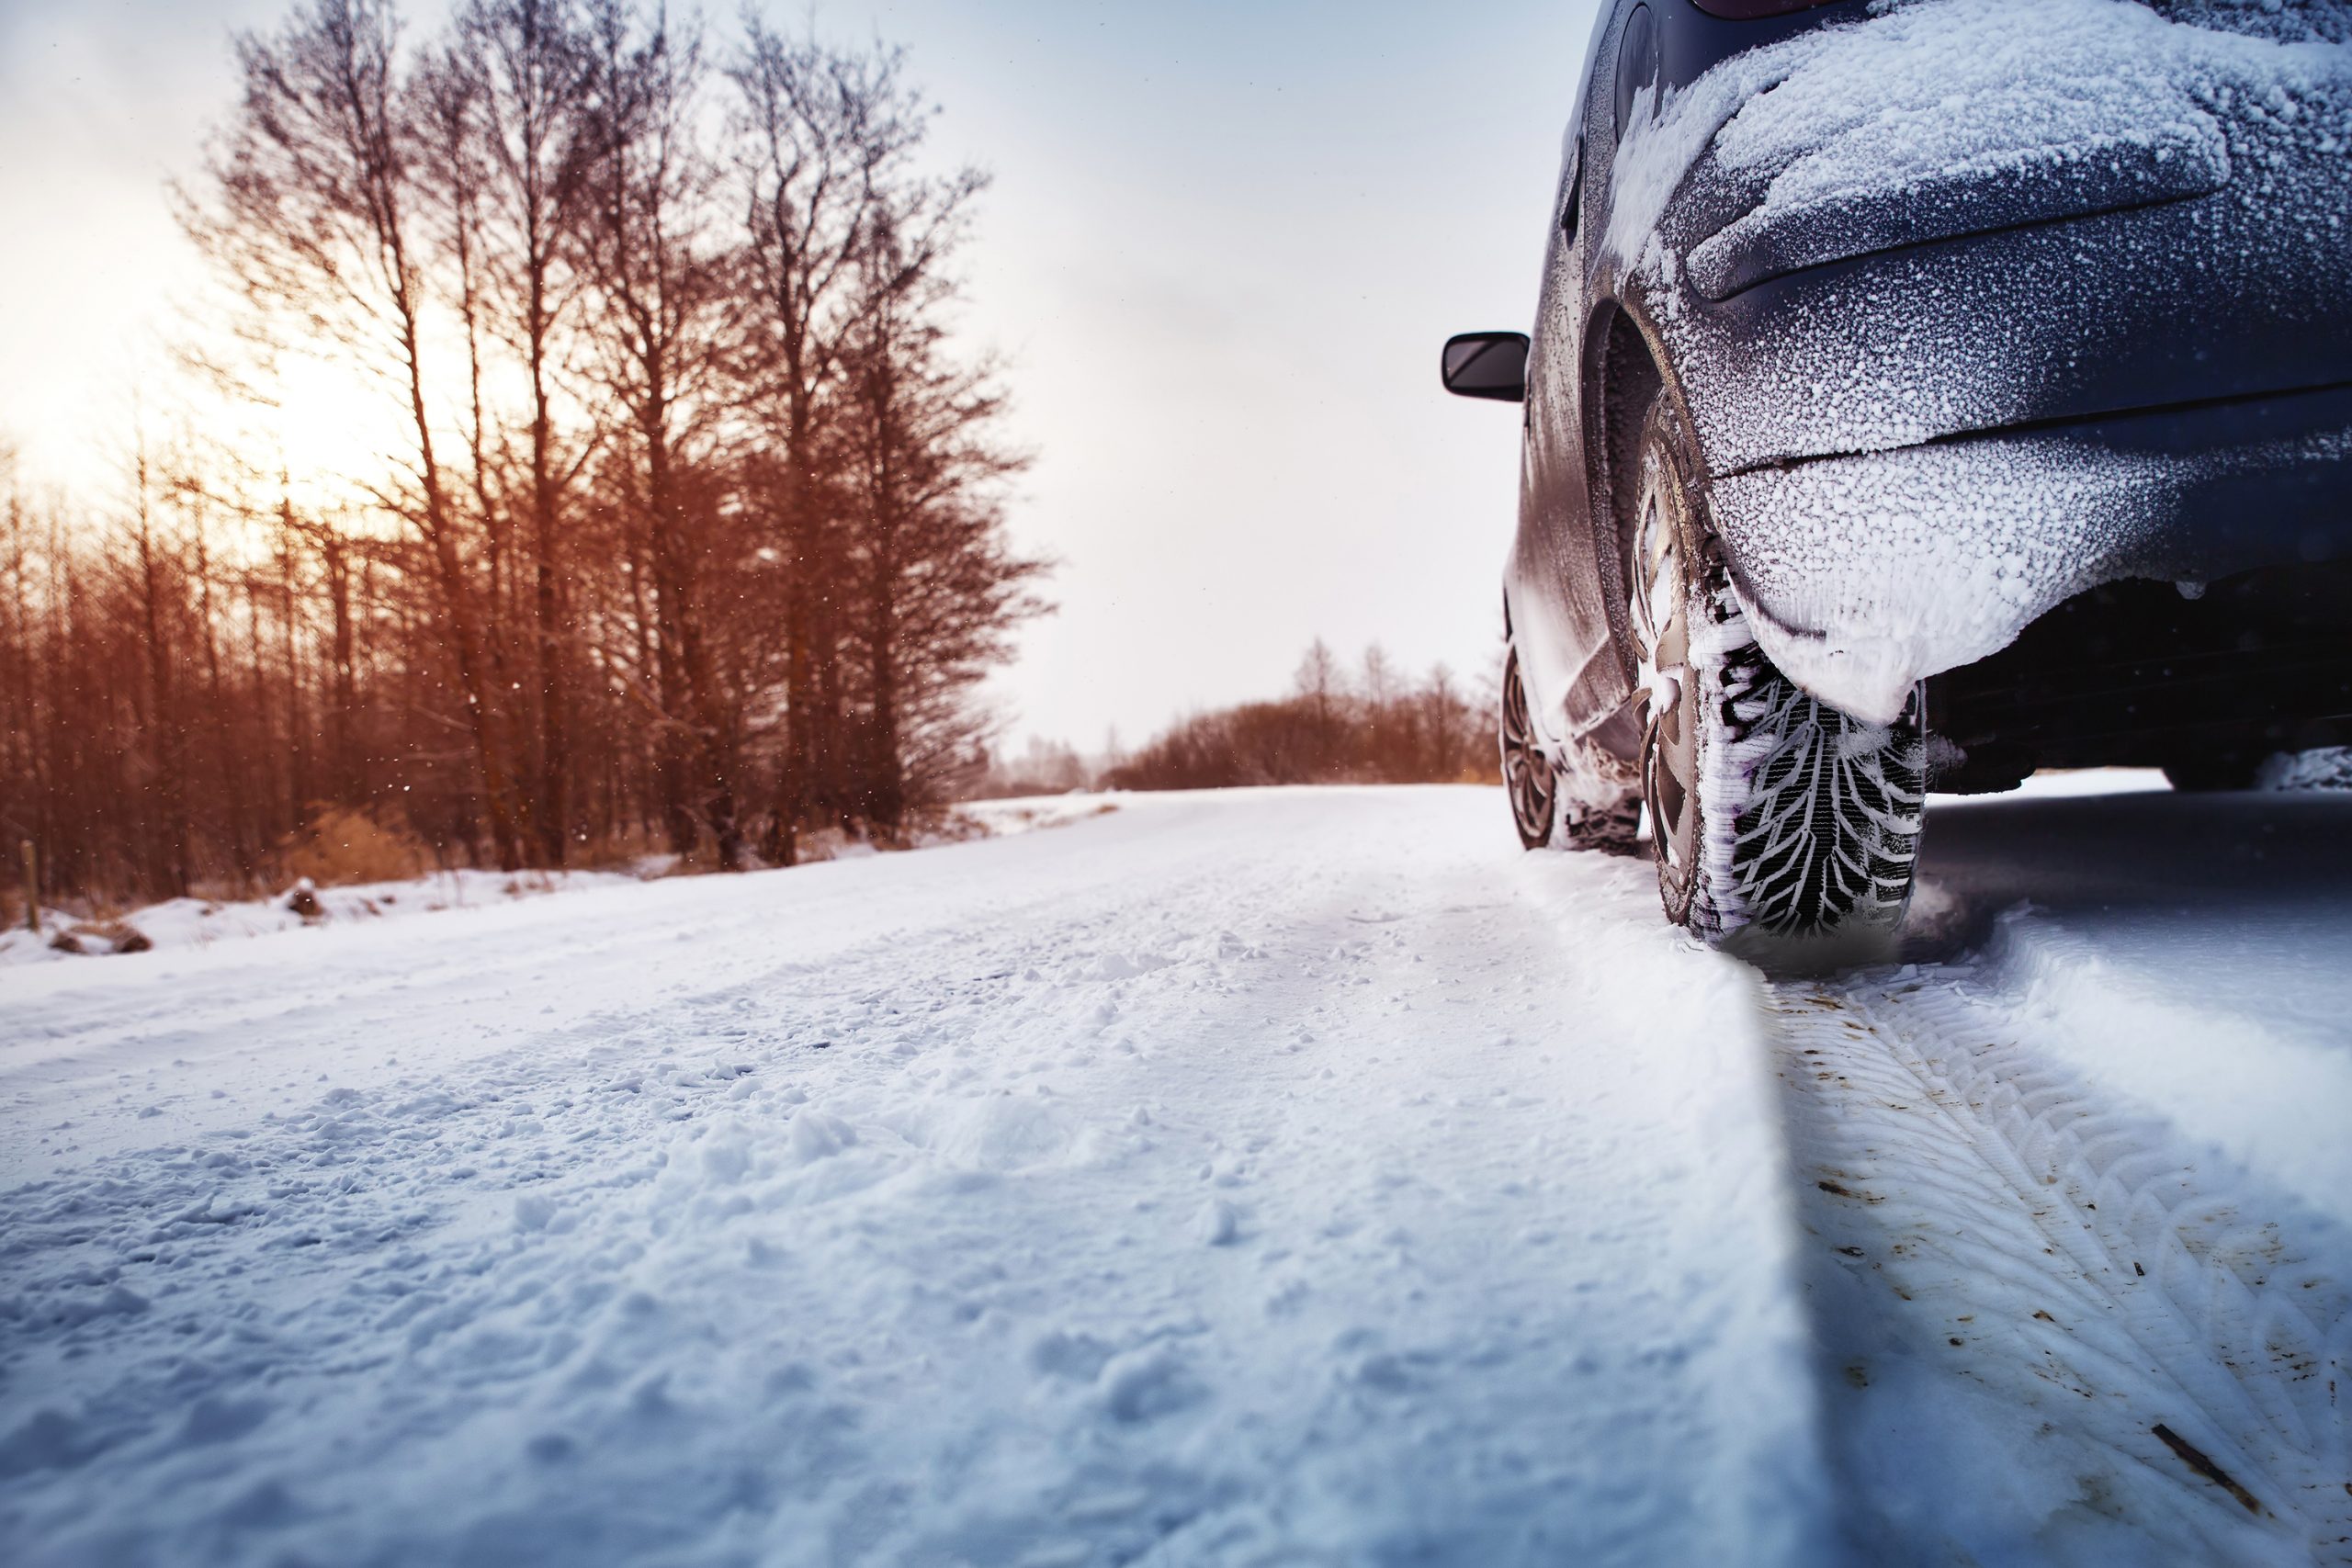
<box><xmin>1500</xmin><ymin>0</ymin><xmax>2352</xmax><ymax>768</ymax></box>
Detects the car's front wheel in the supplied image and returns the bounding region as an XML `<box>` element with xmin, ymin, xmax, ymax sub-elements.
<box><xmin>1629</xmin><ymin>400</ymin><xmax>1928</xmax><ymax>942</ymax></box>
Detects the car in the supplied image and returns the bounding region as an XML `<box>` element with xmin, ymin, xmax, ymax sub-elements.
<box><xmin>1445</xmin><ymin>0</ymin><xmax>2352</xmax><ymax>945</ymax></box>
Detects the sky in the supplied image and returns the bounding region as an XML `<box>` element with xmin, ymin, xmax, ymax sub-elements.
<box><xmin>0</xmin><ymin>0</ymin><xmax>1604</xmax><ymax>753</ymax></box>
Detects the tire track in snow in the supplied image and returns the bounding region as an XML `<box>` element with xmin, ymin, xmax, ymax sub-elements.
<box><xmin>1766</xmin><ymin>970</ymin><xmax>2352</xmax><ymax>1564</ymax></box>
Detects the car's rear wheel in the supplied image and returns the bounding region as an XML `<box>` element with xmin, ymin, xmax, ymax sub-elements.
<box><xmin>1499</xmin><ymin>649</ymin><xmax>1558</xmax><ymax>850</ymax></box>
<box><xmin>1629</xmin><ymin>400</ymin><xmax>1928</xmax><ymax>942</ymax></box>
<box><xmin>1500</xmin><ymin>648</ymin><xmax>1642</xmax><ymax>852</ymax></box>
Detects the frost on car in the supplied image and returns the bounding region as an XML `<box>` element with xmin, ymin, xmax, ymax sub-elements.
<box><xmin>1449</xmin><ymin>0</ymin><xmax>2352</xmax><ymax>943</ymax></box>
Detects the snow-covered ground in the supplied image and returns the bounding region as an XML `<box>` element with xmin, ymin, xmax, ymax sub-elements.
<box><xmin>0</xmin><ymin>800</ymin><xmax>1110</xmax><ymax>970</ymax></box>
<box><xmin>0</xmin><ymin>868</ymin><xmax>653</xmax><ymax>968</ymax></box>
<box><xmin>955</xmin><ymin>794</ymin><xmax>1125</xmax><ymax>838</ymax></box>
<box><xmin>1798</xmin><ymin>775</ymin><xmax>2352</xmax><ymax>1565</ymax></box>
<box><xmin>3</xmin><ymin>782</ymin><xmax>2347</xmax><ymax>1565</ymax></box>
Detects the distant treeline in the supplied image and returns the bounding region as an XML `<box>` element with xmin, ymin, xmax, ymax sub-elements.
<box><xmin>0</xmin><ymin>0</ymin><xmax>1042</xmax><ymax>907</ymax></box>
<box><xmin>1095</xmin><ymin>641</ymin><xmax>1497</xmax><ymax>793</ymax></box>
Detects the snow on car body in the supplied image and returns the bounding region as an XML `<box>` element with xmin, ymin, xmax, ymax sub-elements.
<box><xmin>1448</xmin><ymin>0</ymin><xmax>2352</xmax><ymax>942</ymax></box>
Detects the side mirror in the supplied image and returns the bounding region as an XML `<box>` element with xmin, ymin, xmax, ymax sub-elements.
<box><xmin>1441</xmin><ymin>332</ymin><xmax>1529</xmax><ymax>402</ymax></box>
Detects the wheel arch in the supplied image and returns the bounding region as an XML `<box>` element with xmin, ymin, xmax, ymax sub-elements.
<box><xmin>1579</xmin><ymin>295</ymin><xmax>1670</xmax><ymax>702</ymax></box>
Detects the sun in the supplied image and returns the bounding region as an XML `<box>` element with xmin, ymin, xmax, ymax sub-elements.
<box><xmin>261</xmin><ymin>351</ymin><xmax>413</xmax><ymax>516</ymax></box>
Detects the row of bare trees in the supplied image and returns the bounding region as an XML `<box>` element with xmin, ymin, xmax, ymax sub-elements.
<box><xmin>1</xmin><ymin>0</ymin><xmax>1043</xmax><ymax>907</ymax></box>
<box><xmin>1102</xmin><ymin>640</ymin><xmax>1495</xmax><ymax>792</ymax></box>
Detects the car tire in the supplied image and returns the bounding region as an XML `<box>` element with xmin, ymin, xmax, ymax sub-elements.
<box><xmin>1499</xmin><ymin>649</ymin><xmax>1560</xmax><ymax>850</ymax></box>
<box><xmin>1500</xmin><ymin>648</ymin><xmax>1642</xmax><ymax>852</ymax></box>
<box><xmin>1628</xmin><ymin>399</ymin><xmax>1928</xmax><ymax>942</ymax></box>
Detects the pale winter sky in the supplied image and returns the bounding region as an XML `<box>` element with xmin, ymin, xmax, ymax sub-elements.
<box><xmin>0</xmin><ymin>0</ymin><xmax>1602</xmax><ymax>754</ymax></box>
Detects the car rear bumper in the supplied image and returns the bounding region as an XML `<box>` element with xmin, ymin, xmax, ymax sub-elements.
<box><xmin>1708</xmin><ymin>382</ymin><xmax>2352</xmax><ymax>724</ymax></box>
<box><xmin>1616</xmin><ymin>0</ymin><xmax>2352</xmax><ymax>480</ymax></box>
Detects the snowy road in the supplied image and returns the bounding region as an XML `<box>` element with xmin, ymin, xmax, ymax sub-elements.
<box><xmin>1789</xmin><ymin>785</ymin><xmax>2352</xmax><ymax>1566</ymax></box>
<box><xmin>3</xmin><ymin>784</ymin><xmax>2349</xmax><ymax>1565</ymax></box>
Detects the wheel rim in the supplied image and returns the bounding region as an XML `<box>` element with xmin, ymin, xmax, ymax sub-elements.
<box><xmin>1632</xmin><ymin>462</ymin><xmax>1700</xmax><ymax>908</ymax></box>
<box><xmin>1500</xmin><ymin>654</ymin><xmax>1556</xmax><ymax>846</ymax></box>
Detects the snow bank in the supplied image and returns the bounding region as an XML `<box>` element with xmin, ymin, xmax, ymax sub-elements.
<box><xmin>1977</xmin><ymin>904</ymin><xmax>2352</xmax><ymax>1229</ymax></box>
<box><xmin>0</xmin><ymin>867</ymin><xmax>650</xmax><ymax>969</ymax></box>
<box><xmin>1510</xmin><ymin>849</ymin><xmax>1832</xmax><ymax>1559</ymax></box>
<box><xmin>0</xmin><ymin>803</ymin><xmax>1117</xmax><ymax>972</ymax></box>
<box><xmin>954</xmin><ymin>790</ymin><xmax>1124</xmax><ymax>837</ymax></box>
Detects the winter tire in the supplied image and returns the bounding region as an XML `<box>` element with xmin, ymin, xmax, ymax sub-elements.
<box><xmin>1629</xmin><ymin>400</ymin><xmax>1928</xmax><ymax>942</ymax></box>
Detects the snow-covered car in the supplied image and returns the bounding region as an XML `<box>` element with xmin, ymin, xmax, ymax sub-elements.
<box><xmin>1446</xmin><ymin>0</ymin><xmax>2352</xmax><ymax>942</ymax></box>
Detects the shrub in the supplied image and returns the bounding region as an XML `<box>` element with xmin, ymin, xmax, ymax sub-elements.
<box><xmin>278</xmin><ymin>807</ymin><xmax>433</xmax><ymax>888</ymax></box>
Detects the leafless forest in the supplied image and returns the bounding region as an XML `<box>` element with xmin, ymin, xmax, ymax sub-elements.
<box><xmin>1094</xmin><ymin>639</ymin><xmax>1495</xmax><ymax>794</ymax></box>
<box><xmin>0</xmin><ymin>0</ymin><xmax>1043</xmax><ymax>907</ymax></box>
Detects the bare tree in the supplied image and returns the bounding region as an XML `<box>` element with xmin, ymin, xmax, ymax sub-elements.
<box><xmin>187</xmin><ymin>0</ymin><xmax>528</xmax><ymax>866</ymax></box>
<box><xmin>833</xmin><ymin>222</ymin><xmax>1035</xmax><ymax>835</ymax></box>
<box><xmin>1108</xmin><ymin>642</ymin><xmax>1495</xmax><ymax>793</ymax></box>
<box><xmin>11</xmin><ymin>1</ymin><xmax>1048</xmax><ymax>908</ymax></box>
<box><xmin>454</xmin><ymin>0</ymin><xmax>595</xmax><ymax>863</ymax></box>
<box><xmin>729</xmin><ymin>17</ymin><xmax>985</xmax><ymax>856</ymax></box>
<box><xmin>577</xmin><ymin>0</ymin><xmax>745</xmax><ymax>865</ymax></box>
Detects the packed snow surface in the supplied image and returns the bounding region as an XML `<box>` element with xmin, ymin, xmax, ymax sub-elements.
<box><xmin>1807</xmin><ymin>777</ymin><xmax>2352</xmax><ymax>1563</ymax></box>
<box><xmin>6</xmin><ymin>782</ymin><xmax>2349</xmax><ymax>1565</ymax></box>
<box><xmin>1</xmin><ymin>789</ymin><xmax>1826</xmax><ymax>1567</ymax></box>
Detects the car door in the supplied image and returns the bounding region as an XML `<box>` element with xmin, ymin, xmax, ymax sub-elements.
<box><xmin>1509</xmin><ymin>1</ymin><xmax>1635</xmax><ymax>754</ymax></box>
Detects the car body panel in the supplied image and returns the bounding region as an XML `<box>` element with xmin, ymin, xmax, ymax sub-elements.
<box><xmin>1714</xmin><ymin>384</ymin><xmax>2352</xmax><ymax>721</ymax></box>
<box><xmin>1499</xmin><ymin>0</ymin><xmax>2352</xmax><ymax>751</ymax></box>
<box><xmin>1508</xmin><ymin>1</ymin><xmax>1850</xmax><ymax>755</ymax></box>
